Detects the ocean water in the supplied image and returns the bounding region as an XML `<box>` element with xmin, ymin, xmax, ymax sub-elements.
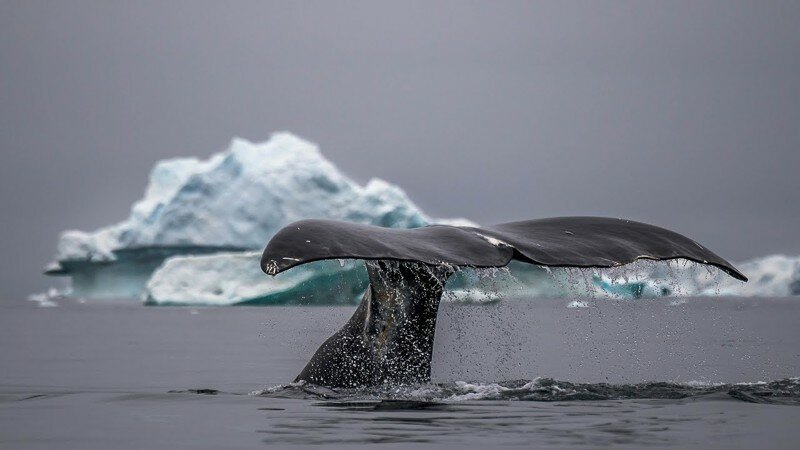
<box><xmin>1</xmin><ymin>297</ymin><xmax>798</xmax><ymax>449</ymax></box>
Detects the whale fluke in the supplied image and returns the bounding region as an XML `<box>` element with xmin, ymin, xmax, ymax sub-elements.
<box><xmin>261</xmin><ymin>217</ymin><xmax>746</xmax><ymax>387</ymax></box>
<box><xmin>262</xmin><ymin>217</ymin><xmax>746</xmax><ymax>281</ymax></box>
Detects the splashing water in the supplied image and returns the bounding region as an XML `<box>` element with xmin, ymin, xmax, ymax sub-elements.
<box><xmin>438</xmin><ymin>258</ymin><xmax>731</xmax><ymax>304</ymax></box>
<box><xmin>256</xmin><ymin>377</ymin><xmax>800</xmax><ymax>406</ymax></box>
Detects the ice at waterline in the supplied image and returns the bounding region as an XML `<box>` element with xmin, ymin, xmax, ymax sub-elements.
<box><xmin>261</xmin><ymin>217</ymin><xmax>746</xmax><ymax>388</ymax></box>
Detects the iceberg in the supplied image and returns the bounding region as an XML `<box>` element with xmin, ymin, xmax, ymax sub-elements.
<box><xmin>144</xmin><ymin>252</ymin><xmax>369</xmax><ymax>306</ymax></box>
<box><xmin>46</xmin><ymin>132</ymin><xmax>470</xmax><ymax>299</ymax></box>
<box><xmin>104</xmin><ymin>250</ymin><xmax>800</xmax><ymax>306</ymax></box>
<box><xmin>712</xmin><ymin>254</ymin><xmax>800</xmax><ymax>297</ymax></box>
<box><xmin>593</xmin><ymin>255</ymin><xmax>800</xmax><ymax>299</ymax></box>
<box><xmin>144</xmin><ymin>258</ymin><xmax>551</xmax><ymax>306</ymax></box>
<box><xmin>138</xmin><ymin>257</ymin><xmax>675</xmax><ymax>306</ymax></box>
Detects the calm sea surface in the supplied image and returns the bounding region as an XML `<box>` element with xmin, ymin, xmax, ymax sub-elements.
<box><xmin>1</xmin><ymin>297</ymin><xmax>798</xmax><ymax>449</ymax></box>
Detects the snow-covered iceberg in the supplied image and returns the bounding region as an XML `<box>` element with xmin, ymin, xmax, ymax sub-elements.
<box><xmin>47</xmin><ymin>133</ymin><xmax>470</xmax><ymax>299</ymax></box>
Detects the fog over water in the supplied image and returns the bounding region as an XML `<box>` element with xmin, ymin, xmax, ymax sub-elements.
<box><xmin>1</xmin><ymin>1</ymin><xmax>799</xmax><ymax>299</ymax></box>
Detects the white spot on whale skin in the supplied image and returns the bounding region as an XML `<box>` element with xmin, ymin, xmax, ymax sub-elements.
<box><xmin>563</xmin><ymin>230</ymin><xmax>574</xmax><ymax>236</ymax></box>
<box><xmin>474</xmin><ymin>232</ymin><xmax>510</xmax><ymax>247</ymax></box>
<box><xmin>282</xmin><ymin>257</ymin><xmax>300</xmax><ymax>261</ymax></box>
<box><xmin>263</xmin><ymin>260</ymin><xmax>279</xmax><ymax>276</ymax></box>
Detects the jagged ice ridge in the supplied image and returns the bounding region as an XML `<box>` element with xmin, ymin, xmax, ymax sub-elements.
<box><xmin>46</xmin><ymin>132</ymin><xmax>472</xmax><ymax>300</ymax></box>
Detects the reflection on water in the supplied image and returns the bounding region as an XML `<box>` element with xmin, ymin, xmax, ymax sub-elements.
<box><xmin>257</xmin><ymin>401</ymin><xmax>683</xmax><ymax>446</ymax></box>
<box><xmin>250</xmin><ymin>390</ymin><xmax>798</xmax><ymax>447</ymax></box>
<box><xmin>247</xmin><ymin>377</ymin><xmax>800</xmax><ymax>446</ymax></box>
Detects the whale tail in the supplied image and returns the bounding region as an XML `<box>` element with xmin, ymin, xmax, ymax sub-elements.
<box><xmin>294</xmin><ymin>261</ymin><xmax>452</xmax><ymax>387</ymax></box>
<box><xmin>262</xmin><ymin>217</ymin><xmax>746</xmax><ymax>282</ymax></box>
<box><xmin>262</xmin><ymin>217</ymin><xmax>747</xmax><ymax>387</ymax></box>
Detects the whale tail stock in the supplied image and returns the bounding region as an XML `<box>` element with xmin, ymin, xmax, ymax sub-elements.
<box><xmin>293</xmin><ymin>261</ymin><xmax>453</xmax><ymax>387</ymax></box>
<box><xmin>262</xmin><ymin>217</ymin><xmax>747</xmax><ymax>388</ymax></box>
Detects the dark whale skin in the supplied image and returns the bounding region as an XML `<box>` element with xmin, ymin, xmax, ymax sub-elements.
<box><xmin>261</xmin><ymin>217</ymin><xmax>747</xmax><ymax>387</ymax></box>
<box><xmin>262</xmin><ymin>217</ymin><xmax>746</xmax><ymax>281</ymax></box>
<box><xmin>293</xmin><ymin>261</ymin><xmax>453</xmax><ymax>387</ymax></box>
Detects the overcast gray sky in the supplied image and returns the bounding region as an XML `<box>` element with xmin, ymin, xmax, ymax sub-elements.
<box><xmin>1</xmin><ymin>1</ymin><xmax>799</xmax><ymax>299</ymax></box>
